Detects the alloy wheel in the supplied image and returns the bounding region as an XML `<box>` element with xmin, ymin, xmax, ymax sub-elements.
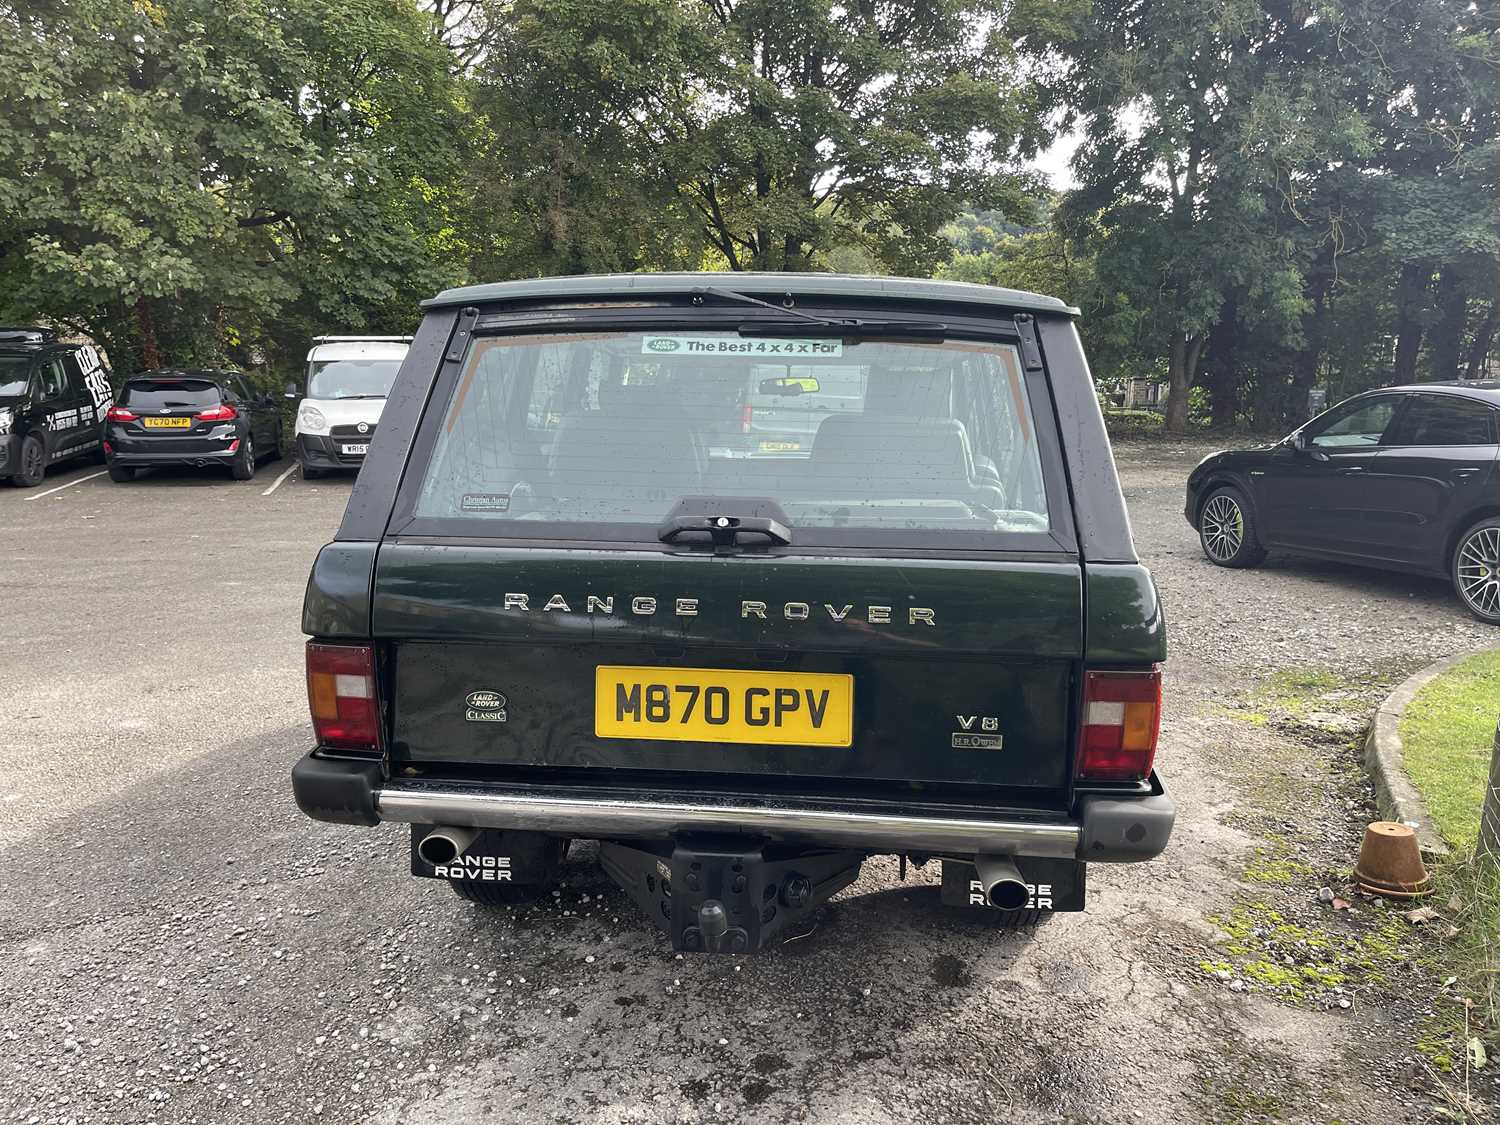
<box><xmin>1201</xmin><ymin>494</ymin><xmax>1245</xmax><ymax>562</ymax></box>
<box><xmin>22</xmin><ymin>440</ymin><xmax>43</xmax><ymax>481</ymax></box>
<box><xmin>1457</xmin><ymin>526</ymin><xmax>1500</xmax><ymax>619</ymax></box>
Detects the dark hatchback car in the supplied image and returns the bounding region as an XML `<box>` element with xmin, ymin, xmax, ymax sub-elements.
<box><xmin>291</xmin><ymin>273</ymin><xmax>1173</xmax><ymax>955</ymax></box>
<box><xmin>1187</xmin><ymin>383</ymin><xmax>1500</xmax><ymax>622</ymax></box>
<box><xmin>105</xmin><ymin>370</ymin><xmax>283</xmax><ymax>482</ymax></box>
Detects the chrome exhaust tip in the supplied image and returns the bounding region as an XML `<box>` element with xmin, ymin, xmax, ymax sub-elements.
<box><xmin>417</xmin><ymin>826</ymin><xmax>479</xmax><ymax>866</ymax></box>
<box><xmin>973</xmin><ymin>853</ymin><xmax>1030</xmax><ymax>910</ymax></box>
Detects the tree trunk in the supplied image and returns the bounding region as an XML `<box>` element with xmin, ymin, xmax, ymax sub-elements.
<box><xmin>1393</xmin><ymin>261</ymin><xmax>1429</xmax><ymax>383</ymax></box>
<box><xmin>1204</xmin><ymin>296</ymin><xmax>1240</xmax><ymax>429</ymax></box>
<box><xmin>1465</xmin><ymin>302</ymin><xmax>1498</xmax><ymax>381</ymax></box>
<box><xmin>1288</xmin><ymin>244</ymin><xmax>1334</xmax><ymax>425</ymax></box>
<box><xmin>1481</xmin><ymin>716</ymin><xmax>1500</xmax><ymax>860</ymax></box>
<box><xmin>1164</xmin><ymin>331</ymin><xmax>1204</xmax><ymax>434</ymax></box>
<box><xmin>134</xmin><ymin>297</ymin><xmax>162</xmax><ymax>370</ymax></box>
<box><xmin>1428</xmin><ymin>267</ymin><xmax>1468</xmax><ymax>382</ymax></box>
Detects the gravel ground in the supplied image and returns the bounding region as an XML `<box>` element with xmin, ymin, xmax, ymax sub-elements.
<box><xmin>0</xmin><ymin>443</ymin><xmax>1491</xmax><ymax>1124</ymax></box>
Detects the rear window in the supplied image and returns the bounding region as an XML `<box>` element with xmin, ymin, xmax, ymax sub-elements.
<box><xmin>411</xmin><ymin>330</ymin><xmax>1052</xmax><ymax>542</ymax></box>
<box><xmin>0</xmin><ymin>355</ymin><xmax>31</xmax><ymax>398</ymax></box>
<box><xmin>121</xmin><ymin>380</ymin><xmax>222</xmax><ymax>410</ymax></box>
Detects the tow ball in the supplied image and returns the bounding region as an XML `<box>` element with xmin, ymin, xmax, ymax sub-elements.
<box><xmin>600</xmin><ymin>837</ymin><xmax>864</xmax><ymax>953</ymax></box>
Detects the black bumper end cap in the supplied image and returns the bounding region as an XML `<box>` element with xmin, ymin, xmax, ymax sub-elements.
<box><xmin>1078</xmin><ymin>781</ymin><xmax>1175</xmax><ymax>862</ymax></box>
<box><xmin>292</xmin><ymin>751</ymin><xmax>382</xmax><ymax>826</ymax></box>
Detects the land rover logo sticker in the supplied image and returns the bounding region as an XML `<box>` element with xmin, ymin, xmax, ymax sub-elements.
<box><xmin>639</xmin><ymin>335</ymin><xmax>843</xmax><ymax>358</ymax></box>
<box><xmin>465</xmin><ymin>690</ymin><xmax>507</xmax><ymax>723</ymax></box>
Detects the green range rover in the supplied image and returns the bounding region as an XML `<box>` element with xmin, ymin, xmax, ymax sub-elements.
<box><xmin>291</xmin><ymin>273</ymin><xmax>1173</xmax><ymax>954</ymax></box>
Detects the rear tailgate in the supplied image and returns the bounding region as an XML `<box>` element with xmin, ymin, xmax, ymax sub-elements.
<box><xmin>375</xmin><ymin>544</ymin><xmax>1080</xmax><ymax>794</ymax></box>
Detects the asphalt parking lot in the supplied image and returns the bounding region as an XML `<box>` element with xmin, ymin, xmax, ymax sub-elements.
<box><xmin>0</xmin><ymin>445</ymin><xmax>1489</xmax><ymax>1124</ymax></box>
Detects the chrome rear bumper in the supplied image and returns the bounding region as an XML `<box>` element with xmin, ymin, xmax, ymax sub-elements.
<box><xmin>375</xmin><ymin>784</ymin><xmax>1082</xmax><ymax>857</ymax></box>
<box><xmin>290</xmin><ymin>752</ymin><xmax>1175</xmax><ymax>862</ymax></box>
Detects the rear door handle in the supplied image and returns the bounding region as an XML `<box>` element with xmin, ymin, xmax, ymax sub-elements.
<box><xmin>1338</xmin><ymin>465</ymin><xmax>1366</xmax><ymax>475</ymax></box>
<box><xmin>1453</xmin><ymin>467</ymin><xmax>1482</xmax><ymax>479</ymax></box>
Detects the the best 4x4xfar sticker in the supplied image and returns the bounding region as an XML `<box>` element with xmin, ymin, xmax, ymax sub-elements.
<box><xmin>640</xmin><ymin>336</ymin><xmax>842</xmax><ymax>358</ymax></box>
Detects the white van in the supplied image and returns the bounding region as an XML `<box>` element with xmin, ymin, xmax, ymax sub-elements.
<box><xmin>290</xmin><ymin>336</ymin><xmax>411</xmax><ymax>477</ymax></box>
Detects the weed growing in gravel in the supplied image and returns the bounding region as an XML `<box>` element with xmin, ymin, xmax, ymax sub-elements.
<box><xmin>1199</xmin><ymin>901</ymin><xmax>1414</xmax><ymax>1004</ymax></box>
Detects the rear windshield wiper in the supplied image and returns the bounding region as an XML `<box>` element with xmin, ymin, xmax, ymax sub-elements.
<box><xmin>690</xmin><ymin>285</ymin><xmax>947</xmax><ymax>338</ymax></box>
<box><xmin>737</xmin><ymin>318</ymin><xmax>948</xmax><ymax>339</ymax></box>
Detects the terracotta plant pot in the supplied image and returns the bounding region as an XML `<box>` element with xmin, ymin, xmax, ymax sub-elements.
<box><xmin>1354</xmin><ymin>821</ymin><xmax>1431</xmax><ymax>898</ymax></box>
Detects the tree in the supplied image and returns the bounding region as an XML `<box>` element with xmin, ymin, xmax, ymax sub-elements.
<box><xmin>0</xmin><ymin>0</ymin><xmax>470</xmax><ymax>373</ymax></box>
<box><xmin>471</xmin><ymin>0</ymin><xmax>1040</xmax><ymax>278</ymax></box>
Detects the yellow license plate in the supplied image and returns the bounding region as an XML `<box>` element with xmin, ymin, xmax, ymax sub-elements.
<box><xmin>595</xmin><ymin>666</ymin><xmax>853</xmax><ymax>747</ymax></box>
<box><xmin>758</xmin><ymin>440</ymin><xmax>801</xmax><ymax>452</ymax></box>
<box><xmin>142</xmin><ymin>417</ymin><xmax>191</xmax><ymax>429</ymax></box>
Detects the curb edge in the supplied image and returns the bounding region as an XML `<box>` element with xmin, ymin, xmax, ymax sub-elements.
<box><xmin>1363</xmin><ymin>648</ymin><xmax>1498</xmax><ymax>860</ymax></box>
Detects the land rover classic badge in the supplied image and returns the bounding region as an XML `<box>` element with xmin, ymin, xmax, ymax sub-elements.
<box><xmin>465</xmin><ymin>690</ymin><xmax>507</xmax><ymax>723</ymax></box>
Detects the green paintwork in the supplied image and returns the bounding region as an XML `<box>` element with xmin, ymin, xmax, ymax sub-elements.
<box><xmin>371</xmin><ymin>543</ymin><xmax>1084</xmax><ymax>793</ymax></box>
<box><xmin>1083</xmin><ymin>564</ymin><xmax>1167</xmax><ymax>665</ymax></box>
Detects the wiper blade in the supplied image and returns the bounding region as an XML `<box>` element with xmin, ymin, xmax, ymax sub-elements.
<box><xmin>691</xmin><ymin>285</ymin><xmax>853</xmax><ymax>329</ymax></box>
<box><xmin>737</xmin><ymin>318</ymin><xmax>948</xmax><ymax>339</ymax></box>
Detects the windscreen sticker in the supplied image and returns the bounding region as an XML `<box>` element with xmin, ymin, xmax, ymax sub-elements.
<box><xmin>640</xmin><ymin>336</ymin><xmax>843</xmax><ymax>359</ymax></box>
<box><xmin>461</xmin><ymin>493</ymin><xmax>511</xmax><ymax>513</ymax></box>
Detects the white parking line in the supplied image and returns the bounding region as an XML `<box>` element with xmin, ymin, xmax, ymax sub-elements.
<box><xmin>23</xmin><ymin>470</ymin><xmax>108</xmax><ymax>501</ymax></box>
<box><xmin>261</xmin><ymin>462</ymin><xmax>299</xmax><ymax>496</ymax></box>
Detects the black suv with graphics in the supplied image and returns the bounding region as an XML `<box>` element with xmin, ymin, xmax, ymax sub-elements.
<box><xmin>0</xmin><ymin>327</ymin><xmax>114</xmax><ymax>487</ymax></box>
<box><xmin>104</xmin><ymin>369</ymin><xmax>283</xmax><ymax>482</ymax></box>
<box><xmin>291</xmin><ymin>274</ymin><xmax>1174</xmax><ymax>953</ymax></box>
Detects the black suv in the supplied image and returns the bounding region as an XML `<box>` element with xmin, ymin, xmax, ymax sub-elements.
<box><xmin>0</xmin><ymin>327</ymin><xmax>114</xmax><ymax>487</ymax></box>
<box><xmin>291</xmin><ymin>273</ymin><xmax>1174</xmax><ymax>955</ymax></box>
<box><xmin>1187</xmin><ymin>382</ymin><xmax>1500</xmax><ymax>622</ymax></box>
<box><xmin>105</xmin><ymin>370</ymin><xmax>283</xmax><ymax>482</ymax></box>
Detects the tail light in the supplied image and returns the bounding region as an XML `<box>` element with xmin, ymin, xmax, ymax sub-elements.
<box><xmin>105</xmin><ymin>406</ymin><xmax>136</xmax><ymax>422</ymax></box>
<box><xmin>306</xmin><ymin>642</ymin><xmax>380</xmax><ymax>752</ymax></box>
<box><xmin>196</xmin><ymin>403</ymin><xmax>238</xmax><ymax>422</ymax></box>
<box><xmin>1077</xmin><ymin>668</ymin><xmax>1162</xmax><ymax>781</ymax></box>
<box><xmin>741</xmin><ymin>403</ymin><xmax>753</xmax><ymax>433</ymax></box>
<box><xmin>227</xmin><ymin>439</ymin><xmax>240</xmax><ymax>453</ymax></box>
<box><xmin>103</xmin><ymin>441</ymin><xmax>112</xmax><ymax>454</ymax></box>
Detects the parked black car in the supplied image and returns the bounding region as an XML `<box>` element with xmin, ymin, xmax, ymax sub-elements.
<box><xmin>0</xmin><ymin>327</ymin><xmax>114</xmax><ymax>487</ymax></box>
<box><xmin>105</xmin><ymin>369</ymin><xmax>283</xmax><ymax>482</ymax></box>
<box><xmin>291</xmin><ymin>273</ymin><xmax>1173</xmax><ymax>954</ymax></box>
<box><xmin>1186</xmin><ymin>382</ymin><xmax>1500</xmax><ymax>622</ymax></box>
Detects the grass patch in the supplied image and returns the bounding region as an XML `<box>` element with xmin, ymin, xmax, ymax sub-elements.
<box><xmin>1399</xmin><ymin>649</ymin><xmax>1500</xmax><ymax>851</ymax></box>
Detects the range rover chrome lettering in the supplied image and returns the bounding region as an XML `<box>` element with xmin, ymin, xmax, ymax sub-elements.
<box><xmin>495</xmin><ymin>591</ymin><xmax>936</xmax><ymax>625</ymax></box>
<box><xmin>291</xmin><ymin>273</ymin><xmax>1173</xmax><ymax>954</ymax></box>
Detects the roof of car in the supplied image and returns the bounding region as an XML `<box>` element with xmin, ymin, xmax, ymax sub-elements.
<box><xmin>423</xmin><ymin>272</ymin><xmax>1079</xmax><ymax>317</ymax></box>
<box><xmin>1361</xmin><ymin>381</ymin><xmax>1500</xmax><ymax>403</ymax></box>
<box><xmin>127</xmin><ymin>368</ymin><xmax>241</xmax><ymax>382</ymax></box>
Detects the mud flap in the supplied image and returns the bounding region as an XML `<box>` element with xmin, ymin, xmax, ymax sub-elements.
<box><xmin>600</xmin><ymin>836</ymin><xmax>864</xmax><ymax>953</ymax></box>
<box><xmin>410</xmin><ymin>826</ymin><xmax>567</xmax><ymax>885</ymax></box>
<box><xmin>939</xmin><ymin>857</ymin><xmax>1086</xmax><ymax>913</ymax></box>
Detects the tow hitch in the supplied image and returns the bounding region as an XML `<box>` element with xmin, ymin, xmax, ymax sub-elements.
<box><xmin>600</xmin><ymin>836</ymin><xmax>863</xmax><ymax>953</ymax></box>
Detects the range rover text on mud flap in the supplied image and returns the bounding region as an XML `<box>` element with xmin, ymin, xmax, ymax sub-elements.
<box><xmin>291</xmin><ymin>274</ymin><xmax>1174</xmax><ymax>953</ymax></box>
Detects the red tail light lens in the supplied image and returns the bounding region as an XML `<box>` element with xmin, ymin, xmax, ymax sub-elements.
<box><xmin>1078</xmin><ymin>668</ymin><xmax>1162</xmax><ymax>781</ymax></box>
<box><xmin>741</xmin><ymin>403</ymin><xmax>753</xmax><ymax>433</ymax></box>
<box><xmin>196</xmin><ymin>403</ymin><xmax>238</xmax><ymax>422</ymax></box>
<box><xmin>105</xmin><ymin>406</ymin><xmax>137</xmax><ymax>422</ymax></box>
<box><xmin>306</xmin><ymin>642</ymin><xmax>380</xmax><ymax>752</ymax></box>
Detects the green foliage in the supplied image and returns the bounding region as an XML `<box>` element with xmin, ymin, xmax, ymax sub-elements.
<box><xmin>471</xmin><ymin>0</ymin><xmax>1039</xmax><ymax>277</ymax></box>
<box><xmin>0</xmin><ymin>0</ymin><xmax>470</xmax><ymax>372</ymax></box>
<box><xmin>1400</xmin><ymin>650</ymin><xmax>1500</xmax><ymax>854</ymax></box>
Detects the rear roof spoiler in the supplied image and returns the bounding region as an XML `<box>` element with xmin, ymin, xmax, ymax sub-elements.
<box><xmin>311</xmin><ymin>335</ymin><xmax>414</xmax><ymax>343</ymax></box>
